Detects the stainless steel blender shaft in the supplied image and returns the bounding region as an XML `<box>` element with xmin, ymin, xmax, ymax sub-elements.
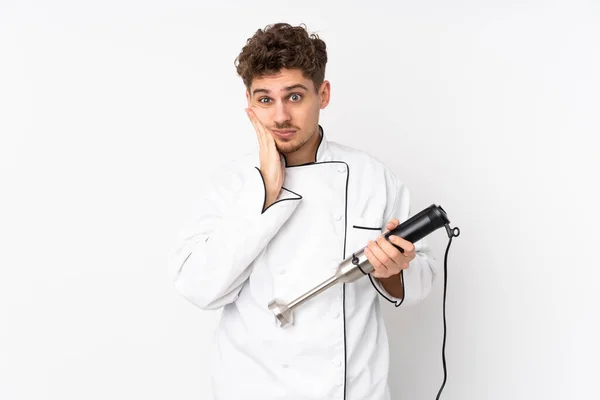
<box><xmin>268</xmin><ymin>240</ymin><xmax>381</xmax><ymax>328</ymax></box>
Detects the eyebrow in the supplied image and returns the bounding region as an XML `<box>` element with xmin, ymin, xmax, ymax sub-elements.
<box><xmin>252</xmin><ymin>84</ymin><xmax>309</xmax><ymax>96</ymax></box>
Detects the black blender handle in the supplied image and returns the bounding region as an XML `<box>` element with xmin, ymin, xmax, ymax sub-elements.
<box><xmin>383</xmin><ymin>204</ymin><xmax>450</xmax><ymax>250</ymax></box>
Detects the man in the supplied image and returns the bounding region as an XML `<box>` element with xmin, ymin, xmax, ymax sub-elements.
<box><xmin>169</xmin><ymin>23</ymin><xmax>439</xmax><ymax>400</ymax></box>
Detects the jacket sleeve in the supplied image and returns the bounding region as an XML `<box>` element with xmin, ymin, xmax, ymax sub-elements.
<box><xmin>168</xmin><ymin>162</ymin><xmax>302</xmax><ymax>310</ymax></box>
<box><xmin>369</xmin><ymin>169</ymin><xmax>441</xmax><ymax>307</ymax></box>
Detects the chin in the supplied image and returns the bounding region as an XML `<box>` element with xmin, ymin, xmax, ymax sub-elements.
<box><xmin>275</xmin><ymin>141</ymin><xmax>303</xmax><ymax>155</ymax></box>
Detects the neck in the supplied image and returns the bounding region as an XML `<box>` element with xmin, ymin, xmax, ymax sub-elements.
<box><xmin>284</xmin><ymin>125</ymin><xmax>322</xmax><ymax>166</ymax></box>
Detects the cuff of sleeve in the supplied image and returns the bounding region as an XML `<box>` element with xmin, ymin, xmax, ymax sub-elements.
<box><xmin>369</xmin><ymin>272</ymin><xmax>404</xmax><ymax>307</ymax></box>
<box><xmin>234</xmin><ymin>167</ymin><xmax>302</xmax><ymax>217</ymax></box>
<box><xmin>396</xmin><ymin>252</ymin><xmax>432</xmax><ymax>307</ymax></box>
<box><xmin>264</xmin><ymin>186</ymin><xmax>303</xmax><ymax>213</ymax></box>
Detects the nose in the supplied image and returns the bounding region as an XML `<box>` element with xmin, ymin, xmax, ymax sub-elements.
<box><xmin>272</xmin><ymin>101</ymin><xmax>291</xmax><ymax>125</ymax></box>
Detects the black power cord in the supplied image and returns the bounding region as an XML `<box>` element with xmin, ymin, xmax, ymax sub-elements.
<box><xmin>435</xmin><ymin>224</ymin><xmax>461</xmax><ymax>399</ymax></box>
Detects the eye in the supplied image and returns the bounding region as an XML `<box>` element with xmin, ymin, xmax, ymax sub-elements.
<box><xmin>289</xmin><ymin>93</ymin><xmax>302</xmax><ymax>102</ymax></box>
<box><xmin>258</xmin><ymin>97</ymin><xmax>271</xmax><ymax>104</ymax></box>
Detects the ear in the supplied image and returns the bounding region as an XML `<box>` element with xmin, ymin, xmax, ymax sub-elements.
<box><xmin>245</xmin><ymin>89</ymin><xmax>251</xmax><ymax>107</ymax></box>
<box><xmin>319</xmin><ymin>80</ymin><xmax>331</xmax><ymax>109</ymax></box>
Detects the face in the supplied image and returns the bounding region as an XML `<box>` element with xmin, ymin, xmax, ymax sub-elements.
<box><xmin>246</xmin><ymin>68</ymin><xmax>330</xmax><ymax>155</ymax></box>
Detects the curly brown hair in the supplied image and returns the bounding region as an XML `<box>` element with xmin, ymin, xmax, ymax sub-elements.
<box><xmin>235</xmin><ymin>23</ymin><xmax>328</xmax><ymax>92</ymax></box>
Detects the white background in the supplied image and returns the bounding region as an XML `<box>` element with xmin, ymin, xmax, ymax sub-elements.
<box><xmin>1</xmin><ymin>1</ymin><xmax>599</xmax><ymax>399</ymax></box>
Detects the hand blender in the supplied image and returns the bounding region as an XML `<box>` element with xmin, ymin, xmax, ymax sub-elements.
<box><xmin>268</xmin><ymin>204</ymin><xmax>452</xmax><ymax>328</ymax></box>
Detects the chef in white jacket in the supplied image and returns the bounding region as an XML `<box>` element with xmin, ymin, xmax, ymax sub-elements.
<box><xmin>169</xmin><ymin>23</ymin><xmax>440</xmax><ymax>400</ymax></box>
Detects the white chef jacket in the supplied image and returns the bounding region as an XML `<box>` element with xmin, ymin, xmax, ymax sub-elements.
<box><xmin>169</xmin><ymin>126</ymin><xmax>439</xmax><ymax>400</ymax></box>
